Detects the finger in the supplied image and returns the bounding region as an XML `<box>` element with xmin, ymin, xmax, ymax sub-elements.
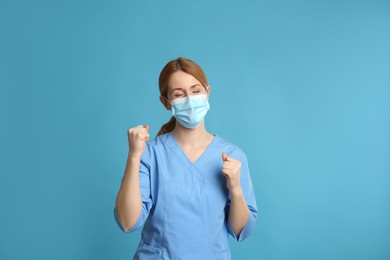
<box><xmin>222</xmin><ymin>164</ymin><xmax>234</xmax><ymax>171</ymax></box>
<box><xmin>222</xmin><ymin>152</ymin><xmax>228</xmax><ymax>162</ymax></box>
<box><xmin>225</xmin><ymin>155</ymin><xmax>239</xmax><ymax>163</ymax></box>
<box><xmin>129</xmin><ymin>125</ymin><xmax>143</xmax><ymax>133</ymax></box>
<box><xmin>221</xmin><ymin>169</ymin><xmax>229</xmax><ymax>177</ymax></box>
<box><xmin>134</xmin><ymin>127</ymin><xmax>149</xmax><ymax>135</ymax></box>
<box><xmin>223</xmin><ymin>168</ymin><xmax>238</xmax><ymax>176</ymax></box>
<box><xmin>222</xmin><ymin>170</ymin><xmax>233</xmax><ymax>179</ymax></box>
<box><xmin>138</xmin><ymin>135</ymin><xmax>149</xmax><ymax>142</ymax></box>
<box><xmin>138</xmin><ymin>132</ymin><xmax>150</xmax><ymax>140</ymax></box>
<box><xmin>223</xmin><ymin>152</ymin><xmax>236</xmax><ymax>162</ymax></box>
<box><xmin>144</xmin><ymin>125</ymin><xmax>149</xmax><ymax>132</ymax></box>
<box><xmin>223</xmin><ymin>160</ymin><xmax>238</xmax><ymax>168</ymax></box>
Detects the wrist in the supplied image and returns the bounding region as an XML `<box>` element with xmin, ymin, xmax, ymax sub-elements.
<box><xmin>230</xmin><ymin>186</ymin><xmax>243</xmax><ymax>197</ymax></box>
<box><xmin>128</xmin><ymin>151</ymin><xmax>142</xmax><ymax>160</ymax></box>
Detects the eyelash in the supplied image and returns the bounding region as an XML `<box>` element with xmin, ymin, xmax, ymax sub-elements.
<box><xmin>173</xmin><ymin>90</ymin><xmax>201</xmax><ymax>98</ymax></box>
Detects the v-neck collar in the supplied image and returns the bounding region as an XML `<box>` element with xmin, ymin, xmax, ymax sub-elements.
<box><xmin>167</xmin><ymin>131</ymin><xmax>217</xmax><ymax>166</ymax></box>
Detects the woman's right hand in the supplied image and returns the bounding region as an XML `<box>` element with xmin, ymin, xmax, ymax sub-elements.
<box><xmin>127</xmin><ymin>125</ymin><xmax>150</xmax><ymax>158</ymax></box>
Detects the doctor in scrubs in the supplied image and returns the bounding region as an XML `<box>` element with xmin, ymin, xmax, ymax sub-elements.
<box><xmin>114</xmin><ymin>57</ymin><xmax>258</xmax><ymax>259</ymax></box>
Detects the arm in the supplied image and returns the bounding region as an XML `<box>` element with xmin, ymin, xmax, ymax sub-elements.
<box><xmin>114</xmin><ymin>125</ymin><xmax>150</xmax><ymax>232</ymax></box>
<box><xmin>222</xmin><ymin>151</ymin><xmax>258</xmax><ymax>241</ymax></box>
<box><xmin>228</xmin><ymin>188</ymin><xmax>250</xmax><ymax>236</ymax></box>
<box><xmin>115</xmin><ymin>153</ymin><xmax>143</xmax><ymax>232</ymax></box>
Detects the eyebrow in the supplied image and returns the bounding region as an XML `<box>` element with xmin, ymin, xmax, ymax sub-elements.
<box><xmin>170</xmin><ymin>84</ymin><xmax>202</xmax><ymax>93</ymax></box>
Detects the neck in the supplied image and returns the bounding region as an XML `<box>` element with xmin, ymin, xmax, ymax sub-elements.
<box><xmin>172</xmin><ymin>121</ymin><xmax>211</xmax><ymax>147</ymax></box>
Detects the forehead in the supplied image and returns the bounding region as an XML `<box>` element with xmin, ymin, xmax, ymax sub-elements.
<box><xmin>168</xmin><ymin>71</ymin><xmax>202</xmax><ymax>91</ymax></box>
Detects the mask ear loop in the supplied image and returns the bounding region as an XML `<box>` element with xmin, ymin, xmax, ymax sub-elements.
<box><xmin>204</xmin><ymin>86</ymin><xmax>211</xmax><ymax>100</ymax></box>
<box><xmin>163</xmin><ymin>96</ymin><xmax>172</xmax><ymax>105</ymax></box>
<box><xmin>204</xmin><ymin>85</ymin><xmax>210</xmax><ymax>95</ymax></box>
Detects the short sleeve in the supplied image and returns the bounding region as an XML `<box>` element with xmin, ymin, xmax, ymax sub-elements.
<box><xmin>113</xmin><ymin>143</ymin><xmax>154</xmax><ymax>233</ymax></box>
<box><xmin>226</xmin><ymin>150</ymin><xmax>258</xmax><ymax>242</ymax></box>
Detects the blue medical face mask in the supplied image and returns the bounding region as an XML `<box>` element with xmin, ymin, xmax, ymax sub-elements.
<box><xmin>164</xmin><ymin>94</ymin><xmax>210</xmax><ymax>129</ymax></box>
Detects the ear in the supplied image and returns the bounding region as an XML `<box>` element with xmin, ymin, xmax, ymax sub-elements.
<box><xmin>206</xmin><ymin>85</ymin><xmax>211</xmax><ymax>96</ymax></box>
<box><xmin>160</xmin><ymin>96</ymin><xmax>171</xmax><ymax>110</ymax></box>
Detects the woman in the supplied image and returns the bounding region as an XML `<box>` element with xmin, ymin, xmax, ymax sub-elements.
<box><xmin>114</xmin><ymin>57</ymin><xmax>258</xmax><ymax>259</ymax></box>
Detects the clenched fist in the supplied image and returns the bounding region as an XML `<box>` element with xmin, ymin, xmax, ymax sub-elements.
<box><xmin>127</xmin><ymin>125</ymin><xmax>150</xmax><ymax>158</ymax></box>
<box><xmin>222</xmin><ymin>152</ymin><xmax>242</xmax><ymax>194</ymax></box>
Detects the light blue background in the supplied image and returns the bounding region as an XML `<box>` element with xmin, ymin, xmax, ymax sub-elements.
<box><xmin>1</xmin><ymin>0</ymin><xmax>389</xmax><ymax>259</ymax></box>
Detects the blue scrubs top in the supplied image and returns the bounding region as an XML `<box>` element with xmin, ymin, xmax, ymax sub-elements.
<box><xmin>114</xmin><ymin>131</ymin><xmax>258</xmax><ymax>260</ymax></box>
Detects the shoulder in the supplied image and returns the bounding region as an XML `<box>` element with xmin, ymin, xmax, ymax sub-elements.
<box><xmin>142</xmin><ymin>132</ymin><xmax>171</xmax><ymax>156</ymax></box>
<box><xmin>140</xmin><ymin>132</ymin><xmax>170</xmax><ymax>163</ymax></box>
<box><xmin>214</xmin><ymin>135</ymin><xmax>248</xmax><ymax>163</ymax></box>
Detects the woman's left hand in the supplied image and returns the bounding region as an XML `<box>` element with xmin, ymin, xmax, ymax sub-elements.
<box><xmin>222</xmin><ymin>152</ymin><xmax>242</xmax><ymax>194</ymax></box>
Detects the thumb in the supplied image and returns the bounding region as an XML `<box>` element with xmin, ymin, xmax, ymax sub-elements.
<box><xmin>222</xmin><ymin>152</ymin><xmax>228</xmax><ymax>162</ymax></box>
<box><xmin>143</xmin><ymin>125</ymin><xmax>150</xmax><ymax>141</ymax></box>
